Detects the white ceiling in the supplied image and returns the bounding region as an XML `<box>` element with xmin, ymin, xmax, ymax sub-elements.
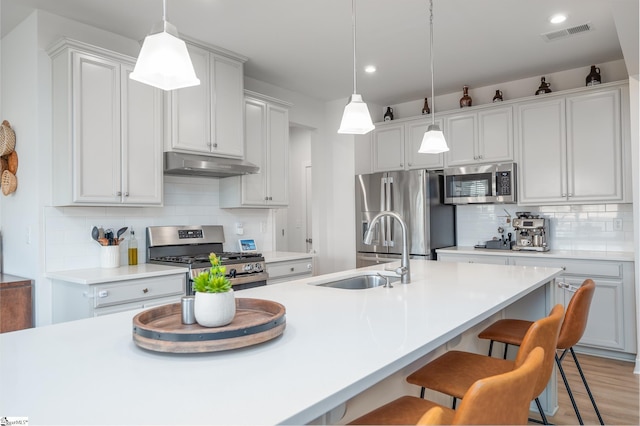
<box><xmin>1</xmin><ymin>0</ymin><xmax>637</xmax><ymax>106</ymax></box>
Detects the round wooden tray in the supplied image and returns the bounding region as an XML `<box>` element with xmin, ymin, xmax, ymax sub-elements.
<box><xmin>132</xmin><ymin>298</ymin><xmax>286</xmax><ymax>353</ymax></box>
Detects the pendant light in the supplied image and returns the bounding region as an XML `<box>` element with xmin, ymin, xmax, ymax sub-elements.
<box><xmin>130</xmin><ymin>0</ymin><xmax>200</xmax><ymax>91</ymax></box>
<box><xmin>338</xmin><ymin>0</ymin><xmax>375</xmax><ymax>135</ymax></box>
<box><xmin>419</xmin><ymin>0</ymin><xmax>449</xmax><ymax>154</ymax></box>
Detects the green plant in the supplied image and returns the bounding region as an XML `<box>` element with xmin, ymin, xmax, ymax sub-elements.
<box><xmin>193</xmin><ymin>253</ymin><xmax>232</xmax><ymax>293</ymax></box>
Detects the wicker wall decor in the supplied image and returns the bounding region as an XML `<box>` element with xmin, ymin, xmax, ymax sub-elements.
<box><xmin>0</xmin><ymin>120</ymin><xmax>17</xmax><ymax>195</ymax></box>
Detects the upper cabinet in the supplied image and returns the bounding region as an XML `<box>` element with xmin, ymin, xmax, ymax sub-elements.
<box><xmin>371</xmin><ymin>117</ymin><xmax>444</xmax><ymax>172</ymax></box>
<box><xmin>219</xmin><ymin>92</ymin><xmax>292</xmax><ymax>208</ymax></box>
<box><xmin>48</xmin><ymin>39</ymin><xmax>163</xmax><ymax>206</ymax></box>
<box><xmin>445</xmin><ymin>106</ymin><xmax>513</xmax><ymax>167</ymax></box>
<box><xmin>517</xmin><ymin>83</ymin><xmax>629</xmax><ymax>205</ymax></box>
<box><xmin>165</xmin><ymin>41</ymin><xmax>247</xmax><ymax>158</ymax></box>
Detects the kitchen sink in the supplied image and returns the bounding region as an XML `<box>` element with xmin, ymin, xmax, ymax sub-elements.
<box><xmin>312</xmin><ymin>274</ymin><xmax>400</xmax><ymax>290</ymax></box>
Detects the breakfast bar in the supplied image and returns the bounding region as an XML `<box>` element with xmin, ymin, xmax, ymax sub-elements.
<box><xmin>0</xmin><ymin>260</ymin><xmax>562</xmax><ymax>425</ymax></box>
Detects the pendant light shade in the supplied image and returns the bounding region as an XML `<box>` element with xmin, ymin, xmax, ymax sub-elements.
<box><xmin>130</xmin><ymin>1</ymin><xmax>200</xmax><ymax>91</ymax></box>
<box><xmin>338</xmin><ymin>94</ymin><xmax>375</xmax><ymax>134</ymax></box>
<box><xmin>419</xmin><ymin>0</ymin><xmax>449</xmax><ymax>154</ymax></box>
<box><xmin>338</xmin><ymin>0</ymin><xmax>375</xmax><ymax>135</ymax></box>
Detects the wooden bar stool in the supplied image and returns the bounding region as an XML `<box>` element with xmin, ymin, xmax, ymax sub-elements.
<box><xmin>349</xmin><ymin>347</ymin><xmax>545</xmax><ymax>425</ymax></box>
<box><xmin>405</xmin><ymin>304</ymin><xmax>564</xmax><ymax>425</ymax></box>
<box><xmin>477</xmin><ymin>279</ymin><xmax>602</xmax><ymax>425</ymax></box>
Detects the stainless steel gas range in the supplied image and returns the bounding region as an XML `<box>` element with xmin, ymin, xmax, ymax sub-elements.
<box><xmin>146</xmin><ymin>225</ymin><xmax>268</xmax><ymax>295</ymax></box>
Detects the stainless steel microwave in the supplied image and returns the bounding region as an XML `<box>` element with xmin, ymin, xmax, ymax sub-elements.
<box><xmin>443</xmin><ymin>163</ymin><xmax>517</xmax><ymax>204</ymax></box>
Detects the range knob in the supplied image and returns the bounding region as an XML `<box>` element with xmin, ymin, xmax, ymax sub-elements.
<box><xmin>243</xmin><ymin>263</ymin><xmax>254</xmax><ymax>272</ymax></box>
<box><xmin>254</xmin><ymin>263</ymin><xmax>263</xmax><ymax>272</ymax></box>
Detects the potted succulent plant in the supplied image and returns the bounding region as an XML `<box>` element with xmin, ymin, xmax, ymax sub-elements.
<box><xmin>193</xmin><ymin>253</ymin><xmax>236</xmax><ymax>327</ymax></box>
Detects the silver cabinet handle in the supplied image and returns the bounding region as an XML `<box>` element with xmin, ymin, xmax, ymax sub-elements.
<box><xmin>116</xmin><ymin>191</ymin><xmax>122</xmax><ymax>196</ymax></box>
<box><xmin>124</xmin><ymin>192</ymin><xmax>129</xmax><ymax>197</ymax></box>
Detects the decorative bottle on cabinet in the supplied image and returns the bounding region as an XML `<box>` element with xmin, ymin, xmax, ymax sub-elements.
<box><xmin>421</xmin><ymin>98</ymin><xmax>430</xmax><ymax>115</ymax></box>
<box><xmin>459</xmin><ymin>86</ymin><xmax>472</xmax><ymax>108</ymax></box>
<box><xmin>128</xmin><ymin>228</ymin><xmax>138</xmax><ymax>266</ymax></box>
<box><xmin>585</xmin><ymin>65</ymin><xmax>601</xmax><ymax>86</ymax></box>
<box><xmin>384</xmin><ymin>107</ymin><xmax>394</xmax><ymax>121</ymax></box>
<box><xmin>535</xmin><ymin>77</ymin><xmax>552</xmax><ymax>95</ymax></box>
<box><xmin>492</xmin><ymin>90</ymin><xmax>503</xmax><ymax>102</ymax></box>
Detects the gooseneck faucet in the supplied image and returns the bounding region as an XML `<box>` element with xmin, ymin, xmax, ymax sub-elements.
<box><xmin>363</xmin><ymin>211</ymin><xmax>410</xmax><ymax>284</ymax></box>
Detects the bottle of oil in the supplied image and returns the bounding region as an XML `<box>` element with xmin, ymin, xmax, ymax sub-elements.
<box><xmin>128</xmin><ymin>228</ymin><xmax>138</xmax><ymax>266</ymax></box>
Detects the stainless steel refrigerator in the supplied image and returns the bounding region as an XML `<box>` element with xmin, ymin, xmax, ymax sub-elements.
<box><xmin>355</xmin><ymin>169</ymin><xmax>456</xmax><ymax>267</ymax></box>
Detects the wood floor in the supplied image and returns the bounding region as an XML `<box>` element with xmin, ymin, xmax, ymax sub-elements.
<box><xmin>529</xmin><ymin>352</ymin><xmax>639</xmax><ymax>425</ymax></box>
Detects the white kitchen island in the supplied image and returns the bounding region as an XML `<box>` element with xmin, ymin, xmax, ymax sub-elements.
<box><xmin>0</xmin><ymin>260</ymin><xmax>562</xmax><ymax>425</ymax></box>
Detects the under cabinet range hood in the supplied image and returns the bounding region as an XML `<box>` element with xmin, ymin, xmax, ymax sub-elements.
<box><xmin>163</xmin><ymin>152</ymin><xmax>260</xmax><ymax>178</ymax></box>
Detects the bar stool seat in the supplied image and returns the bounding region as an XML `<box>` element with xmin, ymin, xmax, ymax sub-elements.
<box><xmin>477</xmin><ymin>279</ymin><xmax>602</xmax><ymax>425</ymax></box>
<box><xmin>405</xmin><ymin>304</ymin><xmax>564</xmax><ymax>424</ymax></box>
<box><xmin>349</xmin><ymin>347</ymin><xmax>545</xmax><ymax>425</ymax></box>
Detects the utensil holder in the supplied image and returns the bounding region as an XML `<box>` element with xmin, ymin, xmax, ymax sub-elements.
<box><xmin>100</xmin><ymin>245</ymin><xmax>120</xmax><ymax>268</ymax></box>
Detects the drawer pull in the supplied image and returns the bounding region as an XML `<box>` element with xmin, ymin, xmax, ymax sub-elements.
<box><xmin>143</xmin><ymin>288</ymin><xmax>149</xmax><ymax>294</ymax></box>
<box><xmin>290</xmin><ymin>267</ymin><xmax>294</xmax><ymax>272</ymax></box>
<box><xmin>98</xmin><ymin>290</ymin><xmax>109</xmax><ymax>298</ymax></box>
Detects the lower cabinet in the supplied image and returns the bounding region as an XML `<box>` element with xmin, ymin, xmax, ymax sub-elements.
<box><xmin>438</xmin><ymin>251</ymin><xmax>636</xmax><ymax>359</ymax></box>
<box><xmin>52</xmin><ymin>274</ymin><xmax>186</xmax><ymax>323</ymax></box>
<box><xmin>266</xmin><ymin>258</ymin><xmax>313</xmax><ymax>285</ymax></box>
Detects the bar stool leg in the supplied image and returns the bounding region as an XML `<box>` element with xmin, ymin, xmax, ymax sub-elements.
<box><xmin>570</xmin><ymin>347</ymin><xmax>605</xmax><ymax>425</ymax></box>
<box><xmin>556</xmin><ymin>351</ymin><xmax>584</xmax><ymax>425</ymax></box>
<box><xmin>503</xmin><ymin>343</ymin><xmax>509</xmax><ymax>360</ymax></box>
<box><xmin>488</xmin><ymin>340</ymin><xmax>494</xmax><ymax>356</ymax></box>
<box><xmin>534</xmin><ymin>397</ymin><xmax>550</xmax><ymax>425</ymax></box>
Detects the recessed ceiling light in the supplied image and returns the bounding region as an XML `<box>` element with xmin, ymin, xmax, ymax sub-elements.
<box><xmin>549</xmin><ymin>14</ymin><xmax>567</xmax><ymax>24</ymax></box>
<box><xmin>364</xmin><ymin>65</ymin><xmax>377</xmax><ymax>73</ymax></box>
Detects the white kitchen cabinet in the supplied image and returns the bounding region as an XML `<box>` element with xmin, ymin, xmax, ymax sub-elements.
<box><xmin>517</xmin><ymin>83</ymin><xmax>627</xmax><ymax>205</ymax></box>
<box><xmin>445</xmin><ymin>106</ymin><xmax>513</xmax><ymax>167</ymax></box>
<box><xmin>219</xmin><ymin>92</ymin><xmax>291</xmax><ymax>207</ymax></box>
<box><xmin>266</xmin><ymin>257</ymin><xmax>314</xmax><ymax>284</ymax></box>
<box><xmin>437</xmin><ymin>250</ymin><xmax>636</xmax><ymax>358</ymax></box>
<box><xmin>48</xmin><ymin>39</ymin><xmax>163</xmax><ymax>206</ymax></box>
<box><xmin>52</xmin><ymin>274</ymin><xmax>186</xmax><ymax>323</ymax></box>
<box><xmin>165</xmin><ymin>41</ymin><xmax>246</xmax><ymax>158</ymax></box>
<box><xmin>372</xmin><ymin>117</ymin><xmax>444</xmax><ymax>172</ymax></box>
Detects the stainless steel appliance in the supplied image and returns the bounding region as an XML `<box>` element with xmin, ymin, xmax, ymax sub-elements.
<box><xmin>146</xmin><ymin>225</ymin><xmax>268</xmax><ymax>294</ymax></box>
<box><xmin>355</xmin><ymin>170</ymin><xmax>456</xmax><ymax>267</ymax></box>
<box><xmin>443</xmin><ymin>163</ymin><xmax>517</xmax><ymax>204</ymax></box>
<box><xmin>512</xmin><ymin>212</ymin><xmax>550</xmax><ymax>252</ymax></box>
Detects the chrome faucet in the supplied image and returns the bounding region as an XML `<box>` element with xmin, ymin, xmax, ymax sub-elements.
<box><xmin>364</xmin><ymin>211</ymin><xmax>410</xmax><ymax>284</ymax></box>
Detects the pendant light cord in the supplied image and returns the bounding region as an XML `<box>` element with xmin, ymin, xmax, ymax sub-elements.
<box><xmin>162</xmin><ymin>0</ymin><xmax>167</xmax><ymax>22</ymax></box>
<box><xmin>429</xmin><ymin>0</ymin><xmax>435</xmax><ymax>126</ymax></box>
<box><xmin>351</xmin><ymin>0</ymin><xmax>357</xmax><ymax>94</ymax></box>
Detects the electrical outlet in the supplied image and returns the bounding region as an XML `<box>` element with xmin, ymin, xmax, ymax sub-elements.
<box><xmin>613</xmin><ymin>218</ymin><xmax>623</xmax><ymax>231</ymax></box>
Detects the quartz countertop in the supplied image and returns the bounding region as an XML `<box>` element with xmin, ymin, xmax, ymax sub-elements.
<box><xmin>437</xmin><ymin>246</ymin><xmax>634</xmax><ymax>262</ymax></box>
<box><xmin>262</xmin><ymin>251</ymin><xmax>314</xmax><ymax>263</ymax></box>
<box><xmin>44</xmin><ymin>264</ymin><xmax>189</xmax><ymax>285</ymax></box>
<box><xmin>1</xmin><ymin>260</ymin><xmax>562</xmax><ymax>425</ymax></box>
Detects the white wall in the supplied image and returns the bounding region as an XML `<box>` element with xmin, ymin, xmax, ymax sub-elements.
<box><xmin>287</xmin><ymin>126</ymin><xmax>311</xmax><ymax>253</ymax></box>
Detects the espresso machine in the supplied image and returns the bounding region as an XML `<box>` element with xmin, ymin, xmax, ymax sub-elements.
<box><xmin>512</xmin><ymin>212</ymin><xmax>550</xmax><ymax>252</ymax></box>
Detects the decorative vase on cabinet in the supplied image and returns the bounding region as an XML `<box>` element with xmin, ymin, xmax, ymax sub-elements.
<box><xmin>459</xmin><ymin>86</ymin><xmax>472</xmax><ymax>108</ymax></box>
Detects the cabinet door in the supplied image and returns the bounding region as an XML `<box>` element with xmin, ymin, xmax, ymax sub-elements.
<box><xmin>372</xmin><ymin>124</ymin><xmax>404</xmax><ymax>172</ymax></box>
<box><xmin>211</xmin><ymin>54</ymin><xmax>244</xmax><ymax>158</ymax></box>
<box><xmin>405</xmin><ymin>118</ymin><xmax>444</xmax><ymax>169</ymax></box>
<box><xmin>517</xmin><ymin>99</ymin><xmax>567</xmax><ymax>204</ymax></box>
<box><xmin>267</xmin><ymin>104</ymin><xmax>289</xmax><ymax>205</ymax></box>
<box><xmin>169</xmin><ymin>44</ymin><xmax>211</xmax><ymax>153</ymax></box>
<box><xmin>242</xmin><ymin>98</ymin><xmax>268</xmax><ymax>204</ymax></box>
<box><xmin>72</xmin><ymin>52</ymin><xmax>122</xmax><ymax>203</ymax></box>
<box><xmin>121</xmin><ymin>65</ymin><xmax>163</xmax><ymax>205</ymax></box>
<box><xmin>478</xmin><ymin>106</ymin><xmax>513</xmax><ymax>163</ymax></box>
<box><xmin>566</xmin><ymin>89</ymin><xmax>623</xmax><ymax>202</ymax></box>
<box><xmin>445</xmin><ymin>113</ymin><xmax>477</xmax><ymax>166</ymax></box>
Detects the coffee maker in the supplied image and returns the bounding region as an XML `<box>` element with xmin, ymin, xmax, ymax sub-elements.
<box><xmin>512</xmin><ymin>212</ymin><xmax>550</xmax><ymax>252</ymax></box>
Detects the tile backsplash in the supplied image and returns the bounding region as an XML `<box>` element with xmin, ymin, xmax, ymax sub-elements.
<box><xmin>456</xmin><ymin>204</ymin><xmax>634</xmax><ymax>252</ymax></box>
<box><xmin>44</xmin><ymin>176</ymin><xmax>273</xmax><ymax>271</ymax></box>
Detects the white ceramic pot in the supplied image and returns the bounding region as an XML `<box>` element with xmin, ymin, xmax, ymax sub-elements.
<box><xmin>194</xmin><ymin>290</ymin><xmax>236</xmax><ymax>327</ymax></box>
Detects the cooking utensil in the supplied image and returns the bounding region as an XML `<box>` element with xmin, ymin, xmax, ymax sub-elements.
<box><xmin>116</xmin><ymin>227</ymin><xmax>128</xmax><ymax>239</ymax></box>
<box><xmin>92</xmin><ymin>226</ymin><xmax>100</xmax><ymax>243</ymax></box>
<box><xmin>98</xmin><ymin>226</ymin><xmax>105</xmax><ymax>239</ymax></box>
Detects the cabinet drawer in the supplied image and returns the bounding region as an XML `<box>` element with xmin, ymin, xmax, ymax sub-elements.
<box><xmin>267</xmin><ymin>259</ymin><xmax>313</xmax><ymax>279</ymax></box>
<box><xmin>93</xmin><ymin>275</ymin><xmax>185</xmax><ymax>308</ymax></box>
<box><xmin>511</xmin><ymin>258</ymin><xmax>621</xmax><ymax>278</ymax></box>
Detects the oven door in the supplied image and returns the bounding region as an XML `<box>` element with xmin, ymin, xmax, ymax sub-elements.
<box><xmin>187</xmin><ymin>272</ymin><xmax>269</xmax><ymax>295</ymax></box>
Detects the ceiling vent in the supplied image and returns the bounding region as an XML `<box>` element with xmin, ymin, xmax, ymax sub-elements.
<box><xmin>541</xmin><ymin>22</ymin><xmax>593</xmax><ymax>42</ymax></box>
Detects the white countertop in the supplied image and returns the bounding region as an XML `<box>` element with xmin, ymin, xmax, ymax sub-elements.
<box><xmin>262</xmin><ymin>251</ymin><xmax>314</xmax><ymax>263</ymax></box>
<box><xmin>437</xmin><ymin>246</ymin><xmax>634</xmax><ymax>262</ymax></box>
<box><xmin>1</xmin><ymin>260</ymin><xmax>562</xmax><ymax>425</ymax></box>
<box><xmin>45</xmin><ymin>263</ymin><xmax>189</xmax><ymax>284</ymax></box>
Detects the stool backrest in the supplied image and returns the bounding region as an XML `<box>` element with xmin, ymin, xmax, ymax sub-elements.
<box><xmin>514</xmin><ymin>304</ymin><xmax>564</xmax><ymax>398</ymax></box>
<box><xmin>557</xmin><ymin>279</ymin><xmax>596</xmax><ymax>349</ymax></box>
<box><xmin>418</xmin><ymin>347</ymin><xmax>545</xmax><ymax>425</ymax></box>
